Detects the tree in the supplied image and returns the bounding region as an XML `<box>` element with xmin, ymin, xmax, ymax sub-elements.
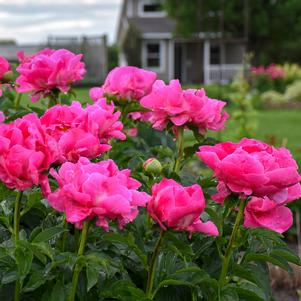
<box><xmin>163</xmin><ymin>0</ymin><xmax>301</xmax><ymax>64</ymax></box>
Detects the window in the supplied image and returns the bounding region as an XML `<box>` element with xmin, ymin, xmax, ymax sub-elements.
<box><xmin>146</xmin><ymin>42</ymin><xmax>161</xmax><ymax>68</ymax></box>
<box><xmin>138</xmin><ymin>0</ymin><xmax>165</xmax><ymax>17</ymax></box>
<box><xmin>210</xmin><ymin>45</ymin><xmax>221</xmax><ymax>64</ymax></box>
<box><xmin>143</xmin><ymin>3</ymin><xmax>162</xmax><ymax>13</ymax></box>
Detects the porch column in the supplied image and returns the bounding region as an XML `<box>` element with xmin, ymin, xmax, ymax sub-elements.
<box><xmin>203</xmin><ymin>39</ymin><xmax>210</xmax><ymax>84</ymax></box>
<box><xmin>168</xmin><ymin>39</ymin><xmax>174</xmax><ymax>81</ymax></box>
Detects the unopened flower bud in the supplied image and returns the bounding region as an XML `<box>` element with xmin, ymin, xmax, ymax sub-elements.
<box><xmin>2</xmin><ymin>71</ymin><xmax>13</xmax><ymax>83</ymax></box>
<box><xmin>143</xmin><ymin>158</ymin><xmax>162</xmax><ymax>175</ymax></box>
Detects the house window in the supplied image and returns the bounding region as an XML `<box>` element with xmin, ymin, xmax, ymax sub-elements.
<box><xmin>146</xmin><ymin>42</ymin><xmax>161</xmax><ymax>68</ymax></box>
<box><xmin>210</xmin><ymin>45</ymin><xmax>221</xmax><ymax>64</ymax></box>
<box><xmin>143</xmin><ymin>3</ymin><xmax>162</xmax><ymax>13</ymax></box>
<box><xmin>139</xmin><ymin>0</ymin><xmax>165</xmax><ymax>17</ymax></box>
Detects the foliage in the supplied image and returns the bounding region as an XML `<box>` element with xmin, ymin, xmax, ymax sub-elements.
<box><xmin>108</xmin><ymin>44</ymin><xmax>119</xmax><ymax>72</ymax></box>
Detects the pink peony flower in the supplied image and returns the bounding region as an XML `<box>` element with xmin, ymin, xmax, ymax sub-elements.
<box><xmin>0</xmin><ymin>55</ymin><xmax>11</xmax><ymax>97</ymax></box>
<box><xmin>41</xmin><ymin>100</ymin><xmax>125</xmax><ymax>163</ymax></box>
<box><xmin>0</xmin><ymin>113</ymin><xmax>55</xmax><ymax>191</ymax></box>
<box><xmin>251</xmin><ymin>64</ymin><xmax>284</xmax><ymax>79</ymax></box>
<box><xmin>147</xmin><ymin>178</ymin><xmax>218</xmax><ymax>237</ymax></box>
<box><xmin>46</xmin><ymin>157</ymin><xmax>150</xmax><ymax>230</ymax></box>
<box><xmin>89</xmin><ymin>87</ymin><xmax>104</xmax><ymax>102</ymax></box>
<box><xmin>98</xmin><ymin>66</ymin><xmax>157</xmax><ymax>101</ymax></box>
<box><xmin>197</xmin><ymin>138</ymin><xmax>301</xmax><ymax>205</ymax></box>
<box><xmin>16</xmin><ymin>48</ymin><xmax>86</xmax><ymax>102</ymax></box>
<box><xmin>244</xmin><ymin>196</ymin><xmax>293</xmax><ymax>233</ymax></box>
<box><xmin>140</xmin><ymin>79</ymin><xmax>229</xmax><ymax>133</ymax></box>
<box><xmin>0</xmin><ymin>111</ymin><xmax>4</xmax><ymax>124</ymax></box>
<box><xmin>82</xmin><ymin>99</ymin><xmax>126</xmax><ymax>142</ymax></box>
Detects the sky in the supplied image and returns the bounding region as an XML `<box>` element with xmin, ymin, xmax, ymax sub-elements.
<box><xmin>0</xmin><ymin>0</ymin><xmax>123</xmax><ymax>45</ymax></box>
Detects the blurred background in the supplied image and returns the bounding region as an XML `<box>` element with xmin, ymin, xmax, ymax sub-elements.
<box><xmin>1</xmin><ymin>0</ymin><xmax>301</xmax><ymax>299</ymax></box>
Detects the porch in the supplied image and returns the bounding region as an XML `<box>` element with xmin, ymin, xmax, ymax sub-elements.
<box><xmin>173</xmin><ymin>38</ymin><xmax>244</xmax><ymax>85</ymax></box>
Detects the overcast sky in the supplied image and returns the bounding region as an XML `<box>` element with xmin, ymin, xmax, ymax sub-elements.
<box><xmin>0</xmin><ymin>0</ymin><xmax>122</xmax><ymax>45</ymax></box>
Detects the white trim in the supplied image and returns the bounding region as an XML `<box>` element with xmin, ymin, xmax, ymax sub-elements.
<box><xmin>168</xmin><ymin>40</ymin><xmax>174</xmax><ymax>81</ymax></box>
<box><xmin>126</xmin><ymin>0</ymin><xmax>133</xmax><ymax>17</ymax></box>
<box><xmin>138</xmin><ymin>0</ymin><xmax>166</xmax><ymax>18</ymax></box>
<box><xmin>142</xmin><ymin>40</ymin><xmax>166</xmax><ymax>73</ymax></box>
<box><xmin>142</xmin><ymin>32</ymin><xmax>172</xmax><ymax>39</ymax></box>
<box><xmin>203</xmin><ymin>39</ymin><xmax>210</xmax><ymax>84</ymax></box>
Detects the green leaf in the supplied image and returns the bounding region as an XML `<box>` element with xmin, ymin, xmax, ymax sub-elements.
<box><xmin>15</xmin><ymin>241</ymin><xmax>33</xmax><ymax>280</ymax></box>
<box><xmin>31</xmin><ymin>242</ymin><xmax>54</xmax><ymax>261</ymax></box>
<box><xmin>23</xmin><ymin>267</ymin><xmax>48</xmax><ymax>292</ymax></box>
<box><xmin>102</xmin><ymin>232</ymin><xmax>147</xmax><ymax>268</ymax></box>
<box><xmin>100</xmin><ymin>280</ymin><xmax>148</xmax><ymax>301</ymax></box>
<box><xmin>31</xmin><ymin>227</ymin><xmax>68</xmax><ymax>243</ymax></box>
<box><xmin>221</xmin><ymin>286</ymin><xmax>239</xmax><ymax>301</ymax></box>
<box><xmin>228</xmin><ymin>283</ymin><xmax>266</xmax><ymax>301</ymax></box>
<box><xmin>270</xmin><ymin>247</ymin><xmax>301</xmax><ymax>266</ymax></box>
<box><xmin>244</xmin><ymin>252</ymin><xmax>292</xmax><ymax>272</ymax></box>
<box><xmin>48</xmin><ymin>281</ymin><xmax>66</xmax><ymax>301</ymax></box>
<box><xmin>85</xmin><ymin>253</ymin><xmax>108</xmax><ymax>292</ymax></box>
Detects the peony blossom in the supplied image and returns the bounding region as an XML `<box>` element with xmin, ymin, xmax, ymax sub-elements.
<box><xmin>0</xmin><ymin>55</ymin><xmax>11</xmax><ymax>97</ymax></box>
<box><xmin>0</xmin><ymin>111</ymin><xmax>4</xmax><ymax>124</ymax></box>
<box><xmin>244</xmin><ymin>196</ymin><xmax>293</xmax><ymax>233</ymax></box>
<box><xmin>16</xmin><ymin>48</ymin><xmax>86</xmax><ymax>102</ymax></box>
<box><xmin>46</xmin><ymin>157</ymin><xmax>150</xmax><ymax>230</ymax></box>
<box><xmin>251</xmin><ymin>64</ymin><xmax>284</xmax><ymax>79</ymax></box>
<box><xmin>92</xmin><ymin>66</ymin><xmax>156</xmax><ymax>101</ymax></box>
<box><xmin>147</xmin><ymin>178</ymin><xmax>218</xmax><ymax>237</ymax></box>
<box><xmin>197</xmin><ymin>138</ymin><xmax>301</xmax><ymax>205</ymax></box>
<box><xmin>41</xmin><ymin>100</ymin><xmax>125</xmax><ymax>163</ymax></box>
<box><xmin>0</xmin><ymin>113</ymin><xmax>55</xmax><ymax>191</ymax></box>
<box><xmin>89</xmin><ymin>87</ymin><xmax>104</xmax><ymax>102</ymax></box>
<box><xmin>140</xmin><ymin>79</ymin><xmax>229</xmax><ymax>134</ymax></box>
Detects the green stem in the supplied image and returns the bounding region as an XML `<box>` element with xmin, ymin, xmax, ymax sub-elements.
<box><xmin>69</xmin><ymin>220</ymin><xmax>90</xmax><ymax>301</ymax></box>
<box><xmin>174</xmin><ymin>127</ymin><xmax>184</xmax><ymax>173</ymax></box>
<box><xmin>146</xmin><ymin>229</ymin><xmax>165</xmax><ymax>299</ymax></box>
<box><xmin>218</xmin><ymin>200</ymin><xmax>245</xmax><ymax>288</ymax></box>
<box><xmin>13</xmin><ymin>191</ymin><xmax>23</xmax><ymax>301</ymax></box>
<box><xmin>14</xmin><ymin>93</ymin><xmax>22</xmax><ymax>110</ymax></box>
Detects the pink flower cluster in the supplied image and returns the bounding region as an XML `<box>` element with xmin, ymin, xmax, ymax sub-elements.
<box><xmin>0</xmin><ymin>113</ymin><xmax>55</xmax><ymax>191</ymax></box>
<box><xmin>197</xmin><ymin>138</ymin><xmax>301</xmax><ymax>233</ymax></box>
<box><xmin>147</xmin><ymin>178</ymin><xmax>218</xmax><ymax>237</ymax></box>
<box><xmin>251</xmin><ymin>64</ymin><xmax>285</xmax><ymax>79</ymax></box>
<box><xmin>0</xmin><ymin>55</ymin><xmax>11</xmax><ymax>97</ymax></box>
<box><xmin>140</xmin><ymin>79</ymin><xmax>229</xmax><ymax>134</ymax></box>
<box><xmin>90</xmin><ymin>66</ymin><xmax>157</xmax><ymax>102</ymax></box>
<box><xmin>46</xmin><ymin>157</ymin><xmax>150</xmax><ymax>230</ymax></box>
<box><xmin>16</xmin><ymin>48</ymin><xmax>86</xmax><ymax>102</ymax></box>
<box><xmin>41</xmin><ymin>100</ymin><xmax>125</xmax><ymax>163</ymax></box>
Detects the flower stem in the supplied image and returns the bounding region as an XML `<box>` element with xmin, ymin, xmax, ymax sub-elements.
<box><xmin>13</xmin><ymin>191</ymin><xmax>23</xmax><ymax>301</ymax></box>
<box><xmin>14</xmin><ymin>93</ymin><xmax>22</xmax><ymax>110</ymax></box>
<box><xmin>174</xmin><ymin>127</ymin><xmax>184</xmax><ymax>173</ymax></box>
<box><xmin>69</xmin><ymin>220</ymin><xmax>90</xmax><ymax>301</ymax></box>
<box><xmin>218</xmin><ymin>200</ymin><xmax>245</xmax><ymax>288</ymax></box>
<box><xmin>146</xmin><ymin>229</ymin><xmax>165</xmax><ymax>299</ymax></box>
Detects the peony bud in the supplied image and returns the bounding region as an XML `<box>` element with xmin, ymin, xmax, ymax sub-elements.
<box><xmin>2</xmin><ymin>71</ymin><xmax>13</xmax><ymax>83</ymax></box>
<box><xmin>143</xmin><ymin>158</ymin><xmax>162</xmax><ymax>175</ymax></box>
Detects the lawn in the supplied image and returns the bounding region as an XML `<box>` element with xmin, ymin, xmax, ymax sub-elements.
<box><xmin>20</xmin><ymin>88</ymin><xmax>301</xmax><ymax>161</ymax></box>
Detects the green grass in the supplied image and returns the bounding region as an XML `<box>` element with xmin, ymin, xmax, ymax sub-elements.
<box><xmin>20</xmin><ymin>88</ymin><xmax>301</xmax><ymax>160</ymax></box>
<box><xmin>215</xmin><ymin>109</ymin><xmax>301</xmax><ymax>161</ymax></box>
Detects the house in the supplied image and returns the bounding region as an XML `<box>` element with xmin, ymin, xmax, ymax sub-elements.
<box><xmin>117</xmin><ymin>0</ymin><xmax>246</xmax><ymax>84</ymax></box>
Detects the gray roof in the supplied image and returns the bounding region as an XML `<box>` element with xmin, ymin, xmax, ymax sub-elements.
<box><xmin>128</xmin><ymin>17</ymin><xmax>176</xmax><ymax>33</ymax></box>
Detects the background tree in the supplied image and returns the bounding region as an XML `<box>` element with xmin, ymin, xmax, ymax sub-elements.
<box><xmin>163</xmin><ymin>0</ymin><xmax>301</xmax><ymax>64</ymax></box>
